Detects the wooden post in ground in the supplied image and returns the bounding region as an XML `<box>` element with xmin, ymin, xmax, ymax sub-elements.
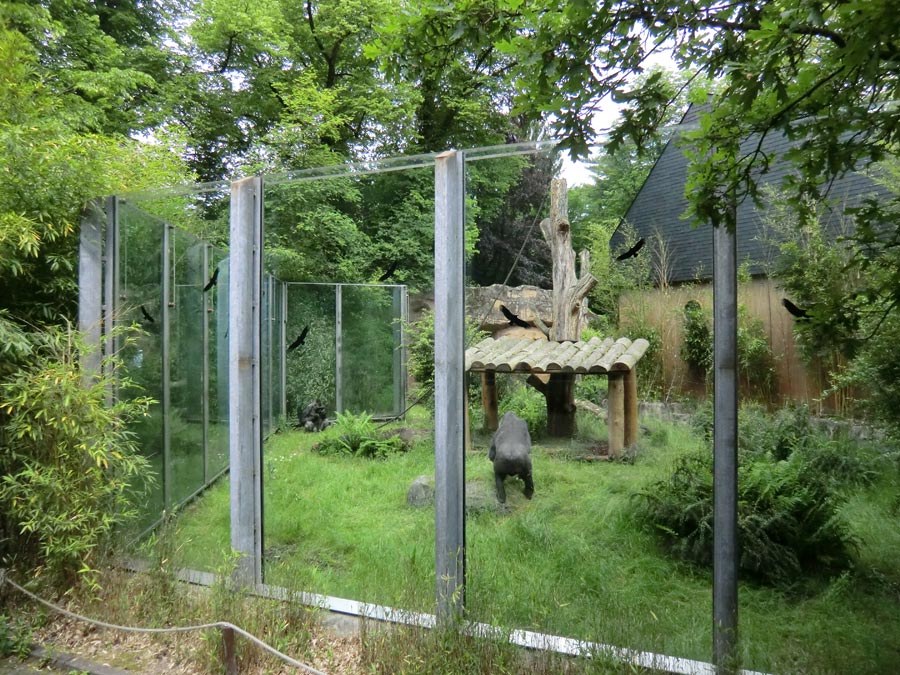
<box><xmin>608</xmin><ymin>373</ymin><xmax>625</xmax><ymax>458</ymax></box>
<box><xmin>624</xmin><ymin>368</ymin><xmax>638</xmax><ymax>447</ymax></box>
<box><xmin>482</xmin><ymin>371</ymin><xmax>499</xmax><ymax>432</ymax></box>
<box><xmin>223</xmin><ymin>626</ymin><xmax>238</xmax><ymax>675</ymax></box>
<box><xmin>464</xmin><ymin>389</ymin><xmax>472</xmax><ymax>454</ymax></box>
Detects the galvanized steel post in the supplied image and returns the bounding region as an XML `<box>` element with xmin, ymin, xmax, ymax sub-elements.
<box><xmin>434</xmin><ymin>149</ymin><xmax>466</xmax><ymax>623</ymax></box>
<box><xmin>713</xmin><ymin>212</ymin><xmax>739</xmax><ymax>673</ymax></box>
<box><xmin>162</xmin><ymin>221</ymin><xmax>172</xmax><ymax>509</ymax></box>
<box><xmin>229</xmin><ymin>176</ymin><xmax>264</xmax><ymax>586</ymax></box>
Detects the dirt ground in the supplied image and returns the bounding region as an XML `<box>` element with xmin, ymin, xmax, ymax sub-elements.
<box><xmin>33</xmin><ymin>614</ymin><xmax>365</xmax><ymax>675</ymax></box>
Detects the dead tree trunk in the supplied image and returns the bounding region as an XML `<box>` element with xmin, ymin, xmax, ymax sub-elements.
<box><xmin>530</xmin><ymin>179</ymin><xmax>597</xmax><ymax>437</ymax></box>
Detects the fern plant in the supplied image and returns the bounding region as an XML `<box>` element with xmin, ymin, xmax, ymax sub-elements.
<box><xmin>314</xmin><ymin>411</ymin><xmax>407</xmax><ymax>459</ymax></box>
<box><xmin>638</xmin><ymin>404</ymin><xmax>866</xmax><ymax>586</ymax></box>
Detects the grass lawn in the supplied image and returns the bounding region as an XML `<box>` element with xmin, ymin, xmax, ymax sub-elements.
<box><xmin>167</xmin><ymin>409</ymin><xmax>900</xmax><ymax>674</ymax></box>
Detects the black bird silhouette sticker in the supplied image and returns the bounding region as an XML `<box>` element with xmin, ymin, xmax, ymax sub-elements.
<box><xmin>616</xmin><ymin>238</ymin><xmax>645</xmax><ymax>261</ymax></box>
<box><xmin>378</xmin><ymin>260</ymin><xmax>399</xmax><ymax>282</ymax></box>
<box><xmin>782</xmin><ymin>298</ymin><xmax>809</xmax><ymax>320</ymax></box>
<box><xmin>140</xmin><ymin>305</ymin><xmax>155</xmax><ymax>323</ymax></box>
<box><xmin>500</xmin><ymin>305</ymin><xmax>530</xmax><ymax>328</ymax></box>
<box><xmin>202</xmin><ymin>267</ymin><xmax>219</xmax><ymax>292</ymax></box>
<box><xmin>287</xmin><ymin>326</ymin><xmax>309</xmax><ymax>352</ymax></box>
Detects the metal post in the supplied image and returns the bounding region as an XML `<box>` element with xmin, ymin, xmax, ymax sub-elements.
<box><xmin>392</xmin><ymin>286</ymin><xmax>403</xmax><ymax>417</ymax></box>
<box><xmin>434</xmin><ymin>149</ymin><xmax>466</xmax><ymax>623</ymax></box>
<box><xmin>229</xmin><ymin>176</ymin><xmax>264</xmax><ymax>586</ymax></box>
<box><xmin>281</xmin><ymin>282</ymin><xmax>287</xmax><ymax>420</ymax></box>
<box><xmin>713</xmin><ymin>212</ymin><xmax>739</xmax><ymax>673</ymax></box>
<box><xmin>202</xmin><ymin>245</ymin><xmax>210</xmax><ymax>484</ymax></box>
<box><xmin>402</xmin><ymin>286</ymin><xmax>409</xmax><ymax>417</ymax></box>
<box><xmin>335</xmin><ymin>284</ymin><xmax>343</xmax><ymax>414</ymax></box>
<box><xmin>78</xmin><ymin>200</ymin><xmax>104</xmax><ymax>382</ymax></box>
<box><xmin>162</xmin><ymin>223</ymin><xmax>172</xmax><ymax>510</ymax></box>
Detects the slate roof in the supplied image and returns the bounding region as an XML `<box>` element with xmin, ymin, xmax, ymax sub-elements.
<box><xmin>613</xmin><ymin>105</ymin><xmax>889</xmax><ymax>283</ymax></box>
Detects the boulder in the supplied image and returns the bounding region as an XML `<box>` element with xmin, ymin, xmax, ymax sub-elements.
<box><xmin>406</xmin><ymin>475</ymin><xmax>434</xmax><ymax>508</ymax></box>
<box><xmin>465</xmin><ymin>284</ymin><xmax>554</xmax><ymax>334</ymax></box>
<box><xmin>406</xmin><ymin>476</ymin><xmax>509</xmax><ymax>514</ymax></box>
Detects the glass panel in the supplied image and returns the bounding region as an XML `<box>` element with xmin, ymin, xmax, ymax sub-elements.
<box><xmin>339</xmin><ymin>284</ymin><xmax>402</xmax><ymax>417</ymax></box>
<box><xmin>117</xmin><ymin>189</ymin><xmax>231</xmax><ymax>538</ymax></box>
<box><xmin>207</xmin><ymin>247</ymin><xmax>229</xmax><ymax>477</ymax></box>
<box><xmin>169</xmin><ymin>226</ymin><xmax>206</xmax><ymax>505</ymax></box>
<box><xmin>284</xmin><ymin>284</ymin><xmax>337</xmax><ymax>418</ymax></box>
<box><xmin>272</xmin><ymin>281</ymin><xmax>285</xmax><ymax>424</ymax></box>
<box><xmin>117</xmin><ymin>202</ymin><xmax>165</xmax><ymax>528</ymax></box>
<box><xmin>260</xmin><ymin>164</ymin><xmax>434</xmax><ymax>611</ymax></box>
<box><xmin>261</xmin><ymin>275</ymin><xmax>272</xmax><ymax>438</ymax></box>
<box><xmin>461</xmin><ymin>147</ymin><xmax>715</xmax><ymax>662</ymax></box>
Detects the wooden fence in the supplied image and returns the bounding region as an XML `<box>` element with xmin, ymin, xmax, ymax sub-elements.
<box><xmin>618</xmin><ymin>277</ymin><xmax>840</xmax><ymax>412</ymax></box>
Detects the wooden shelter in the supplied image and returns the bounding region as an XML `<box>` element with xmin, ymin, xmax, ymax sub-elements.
<box><xmin>465</xmin><ymin>335</ymin><xmax>650</xmax><ymax>457</ymax></box>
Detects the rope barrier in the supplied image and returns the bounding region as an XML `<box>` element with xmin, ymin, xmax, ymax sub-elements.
<box><xmin>0</xmin><ymin>570</ymin><xmax>329</xmax><ymax>675</ymax></box>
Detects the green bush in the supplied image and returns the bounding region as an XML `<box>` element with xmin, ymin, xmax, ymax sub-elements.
<box><xmin>407</xmin><ymin>310</ymin><xmax>487</xmax><ymax>406</ymax></box>
<box><xmin>640</xmin><ymin>404</ymin><xmax>873</xmax><ymax>586</ymax></box>
<box><xmin>0</xmin><ymin>325</ymin><xmax>153</xmax><ymax>591</ymax></box>
<box><xmin>636</xmin><ymin>446</ymin><xmax>857</xmax><ymax>586</ymax></box>
<box><xmin>0</xmin><ymin>613</ymin><xmax>32</xmax><ymax>658</ymax></box>
<box><xmin>497</xmin><ymin>381</ymin><xmax>546</xmax><ymax>436</ymax></box>
<box><xmin>314</xmin><ymin>412</ymin><xmax>407</xmax><ymax>459</ymax></box>
<box><xmin>681</xmin><ymin>299</ymin><xmax>712</xmax><ymax>374</ymax></box>
<box><xmin>679</xmin><ymin>301</ymin><xmax>776</xmax><ymax>401</ymax></box>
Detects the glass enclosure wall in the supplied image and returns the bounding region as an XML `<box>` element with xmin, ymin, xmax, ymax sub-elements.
<box><xmin>261</xmin><ymin>161</ymin><xmax>432</xmax><ymax>605</ymax></box>
<box><xmin>284</xmin><ymin>283</ymin><xmax>406</xmax><ymax>421</ymax></box>
<box><xmin>113</xmin><ymin>185</ymin><xmax>232</xmax><ymax>532</ymax></box>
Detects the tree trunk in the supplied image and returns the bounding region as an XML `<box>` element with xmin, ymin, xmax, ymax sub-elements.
<box><xmin>545</xmin><ymin>373</ymin><xmax>577</xmax><ymax>436</ymax></box>
<box><xmin>533</xmin><ymin>179</ymin><xmax>597</xmax><ymax>437</ymax></box>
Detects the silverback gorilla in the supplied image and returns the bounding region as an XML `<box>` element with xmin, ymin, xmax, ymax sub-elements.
<box><xmin>489</xmin><ymin>411</ymin><xmax>534</xmax><ymax>503</ymax></box>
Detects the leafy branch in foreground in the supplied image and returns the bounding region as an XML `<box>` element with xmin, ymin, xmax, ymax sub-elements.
<box><xmin>0</xmin><ymin>323</ymin><xmax>154</xmax><ymax>591</ymax></box>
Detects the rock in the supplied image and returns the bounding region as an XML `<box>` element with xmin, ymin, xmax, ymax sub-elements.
<box><xmin>465</xmin><ymin>284</ymin><xmax>554</xmax><ymax>334</ymax></box>
<box><xmin>382</xmin><ymin>427</ymin><xmax>428</xmax><ymax>447</ymax></box>
<box><xmin>406</xmin><ymin>475</ymin><xmax>434</xmax><ymax>508</ymax></box>
<box><xmin>464</xmin><ymin>480</ymin><xmax>498</xmax><ymax>514</ymax></box>
<box><xmin>406</xmin><ymin>475</ymin><xmax>510</xmax><ymax>514</ymax></box>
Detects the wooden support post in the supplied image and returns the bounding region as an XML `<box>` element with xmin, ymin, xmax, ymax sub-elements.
<box><xmin>608</xmin><ymin>373</ymin><xmax>625</xmax><ymax>459</ymax></box>
<box><xmin>624</xmin><ymin>368</ymin><xmax>638</xmax><ymax>447</ymax></box>
<box><xmin>464</xmin><ymin>389</ymin><xmax>472</xmax><ymax>455</ymax></box>
<box><xmin>482</xmin><ymin>371</ymin><xmax>498</xmax><ymax>432</ymax></box>
<box><xmin>222</xmin><ymin>626</ymin><xmax>238</xmax><ymax>675</ymax></box>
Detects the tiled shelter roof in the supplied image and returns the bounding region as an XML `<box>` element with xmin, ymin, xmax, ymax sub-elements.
<box><xmin>465</xmin><ymin>336</ymin><xmax>650</xmax><ymax>374</ymax></box>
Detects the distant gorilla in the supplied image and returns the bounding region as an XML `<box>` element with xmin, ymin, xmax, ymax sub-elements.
<box><xmin>298</xmin><ymin>400</ymin><xmax>328</xmax><ymax>432</ymax></box>
<box><xmin>489</xmin><ymin>411</ymin><xmax>534</xmax><ymax>503</ymax></box>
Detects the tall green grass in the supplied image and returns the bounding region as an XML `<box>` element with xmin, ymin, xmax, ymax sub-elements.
<box><xmin>170</xmin><ymin>412</ymin><xmax>900</xmax><ymax>674</ymax></box>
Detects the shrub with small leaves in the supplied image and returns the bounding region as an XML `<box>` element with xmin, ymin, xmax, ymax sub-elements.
<box><xmin>498</xmin><ymin>381</ymin><xmax>546</xmax><ymax>436</ymax></box>
<box><xmin>0</xmin><ymin>324</ymin><xmax>153</xmax><ymax>592</ymax></box>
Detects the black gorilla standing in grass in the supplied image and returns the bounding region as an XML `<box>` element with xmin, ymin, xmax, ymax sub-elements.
<box><xmin>489</xmin><ymin>412</ymin><xmax>534</xmax><ymax>503</ymax></box>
